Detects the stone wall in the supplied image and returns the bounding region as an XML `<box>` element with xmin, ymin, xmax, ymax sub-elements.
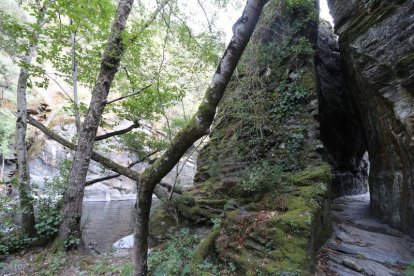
<box><xmin>328</xmin><ymin>0</ymin><xmax>414</xmax><ymax>235</ymax></box>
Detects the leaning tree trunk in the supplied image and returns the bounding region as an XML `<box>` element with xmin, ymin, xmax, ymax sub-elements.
<box><xmin>58</xmin><ymin>0</ymin><xmax>135</xmax><ymax>247</ymax></box>
<box><xmin>15</xmin><ymin>1</ymin><xmax>51</xmax><ymax>237</ymax></box>
<box><xmin>133</xmin><ymin>0</ymin><xmax>268</xmax><ymax>274</ymax></box>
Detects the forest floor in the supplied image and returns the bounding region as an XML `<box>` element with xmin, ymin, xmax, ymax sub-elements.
<box><xmin>0</xmin><ymin>247</ymin><xmax>134</xmax><ymax>275</ymax></box>
<box><xmin>315</xmin><ymin>193</ymin><xmax>414</xmax><ymax>276</ymax></box>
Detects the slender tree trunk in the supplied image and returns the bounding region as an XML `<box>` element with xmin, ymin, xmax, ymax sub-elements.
<box><xmin>58</xmin><ymin>0</ymin><xmax>135</xmax><ymax>247</ymax></box>
<box><xmin>133</xmin><ymin>0</ymin><xmax>268</xmax><ymax>274</ymax></box>
<box><xmin>0</xmin><ymin>155</ymin><xmax>4</xmax><ymax>182</ymax></box>
<box><xmin>70</xmin><ymin>23</ymin><xmax>81</xmax><ymax>135</ymax></box>
<box><xmin>15</xmin><ymin>44</ymin><xmax>37</xmax><ymax>237</ymax></box>
<box><xmin>15</xmin><ymin>1</ymin><xmax>52</xmax><ymax>237</ymax></box>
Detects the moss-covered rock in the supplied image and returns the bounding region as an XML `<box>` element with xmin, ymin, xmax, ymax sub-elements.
<box><xmin>153</xmin><ymin>0</ymin><xmax>333</xmax><ymax>274</ymax></box>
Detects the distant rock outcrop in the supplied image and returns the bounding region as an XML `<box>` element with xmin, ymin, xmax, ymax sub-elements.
<box><xmin>27</xmin><ymin>116</ymin><xmax>196</xmax><ymax>201</ymax></box>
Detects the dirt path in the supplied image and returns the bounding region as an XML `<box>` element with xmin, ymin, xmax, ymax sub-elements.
<box><xmin>315</xmin><ymin>193</ymin><xmax>414</xmax><ymax>275</ymax></box>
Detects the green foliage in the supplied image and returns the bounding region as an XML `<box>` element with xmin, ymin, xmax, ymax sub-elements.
<box><xmin>405</xmin><ymin>261</ymin><xmax>414</xmax><ymax>276</ymax></box>
<box><xmin>224</xmin><ymin>199</ymin><xmax>239</xmax><ymax>211</ymax></box>
<box><xmin>270</xmin><ymin>80</ymin><xmax>307</xmax><ymax>120</ymax></box>
<box><xmin>63</xmin><ymin>235</ymin><xmax>80</xmax><ymax>249</ymax></box>
<box><xmin>0</xmin><ymin>160</ymin><xmax>71</xmax><ymax>254</ymax></box>
<box><xmin>211</xmin><ymin>217</ymin><xmax>222</xmax><ymax>229</ymax></box>
<box><xmin>0</xmin><ymin>185</ymin><xmax>35</xmax><ymax>254</ymax></box>
<box><xmin>37</xmin><ymin>251</ymin><xmax>67</xmax><ymax>276</ymax></box>
<box><xmin>35</xmin><ymin>207</ymin><xmax>61</xmax><ymax>241</ymax></box>
<box><xmin>196</xmin><ymin>260</ymin><xmax>221</xmax><ymax>274</ymax></box>
<box><xmin>236</xmin><ymin>161</ymin><xmax>286</xmax><ymax>196</ymax></box>
<box><xmin>38</xmin><ymin>0</ymin><xmax>116</xmax><ymax>87</ymax></box>
<box><xmin>148</xmin><ymin>228</ymin><xmax>198</xmax><ymax>276</ymax></box>
<box><xmin>91</xmin><ymin>261</ymin><xmax>133</xmax><ymax>276</ymax></box>
<box><xmin>33</xmin><ymin>160</ymin><xmax>71</xmax><ymax>242</ymax></box>
<box><xmin>0</xmin><ymin>230</ymin><xmax>35</xmax><ymax>255</ymax></box>
<box><xmin>119</xmin><ymin>130</ymin><xmax>168</xmax><ymax>157</ymax></box>
<box><xmin>0</xmin><ymin>108</ymin><xmax>15</xmax><ymax>157</ymax></box>
<box><xmin>286</xmin><ymin>0</ymin><xmax>314</xmax><ymax>9</ymax></box>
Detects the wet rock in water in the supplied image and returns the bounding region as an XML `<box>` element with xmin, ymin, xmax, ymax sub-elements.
<box><xmin>113</xmin><ymin>234</ymin><xmax>134</xmax><ymax>250</ymax></box>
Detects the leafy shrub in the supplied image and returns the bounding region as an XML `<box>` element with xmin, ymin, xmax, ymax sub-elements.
<box><xmin>0</xmin><ymin>190</ymin><xmax>35</xmax><ymax>254</ymax></box>
<box><xmin>0</xmin><ymin>160</ymin><xmax>70</xmax><ymax>253</ymax></box>
<box><xmin>0</xmin><ymin>223</ymin><xmax>36</xmax><ymax>255</ymax></box>
<box><xmin>148</xmin><ymin>228</ymin><xmax>198</xmax><ymax>276</ymax></box>
<box><xmin>33</xmin><ymin>160</ymin><xmax>70</xmax><ymax>243</ymax></box>
<box><xmin>236</xmin><ymin>161</ymin><xmax>286</xmax><ymax>197</ymax></box>
<box><xmin>405</xmin><ymin>261</ymin><xmax>414</xmax><ymax>276</ymax></box>
<box><xmin>35</xmin><ymin>206</ymin><xmax>61</xmax><ymax>241</ymax></box>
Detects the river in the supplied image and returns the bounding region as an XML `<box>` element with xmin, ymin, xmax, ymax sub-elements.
<box><xmin>81</xmin><ymin>197</ymin><xmax>160</xmax><ymax>251</ymax></box>
<box><xmin>81</xmin><ymin>200</ymin><xmax>135</xmax><ymax>251</ymax></box>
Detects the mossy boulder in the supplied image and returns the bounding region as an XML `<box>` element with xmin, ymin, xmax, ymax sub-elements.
<box><xmin>211</xmin><ymin>163</ymin><xmax>331</xmax><ymax>275</ymax></box>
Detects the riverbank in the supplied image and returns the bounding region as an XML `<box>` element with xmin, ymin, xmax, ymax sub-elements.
<box><xmin>0</xmin><ymin>247</ymin><xmax>133</xmax><ymax>275</ymax></box>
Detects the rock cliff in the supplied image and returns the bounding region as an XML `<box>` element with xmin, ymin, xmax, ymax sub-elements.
<box><xmin>328</xmin><ymin>0</ymin><xmax>414</xmax><ymax>235</ymax></box>
<box><xmin>151</xmin><ymin>0</ymin><xmax>333</xmax><ymax>274</ymax></box>
<box><xmin>149</xmin><ymin>0</ymin><xmax>414</xmax><ymax>273</ymax></box>
<box><xmin>316</xmin><ymin>20</ymin><xmax>368</xmax><ymax>198</ymax></box>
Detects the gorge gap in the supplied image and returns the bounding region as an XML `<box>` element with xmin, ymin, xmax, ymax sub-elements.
<box><xmin>324</xmin><ymin>0</ymin><xmax>414</xmax><ymax>237</ymax></box>
<box><xmin>170</xmin><ymin>0</ymin><xmax>413</xmax><ymax>273</ymax></box>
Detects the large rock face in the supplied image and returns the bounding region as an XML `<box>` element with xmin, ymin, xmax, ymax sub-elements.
<box><xmin>328</xmin><ymin>0</ymin><xmax>414</xmax><ymax>235</ymax></box>
<box><xmin>173</xmin><ymin>0</ymin><xmax>332</xmax><ymax>274</ymax></box>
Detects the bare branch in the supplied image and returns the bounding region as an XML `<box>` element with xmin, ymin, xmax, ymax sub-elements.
<box><xmin>45</xmin><ymin>73</ymin><xmax>75</xmax><ymax>105</ymax></box>
<box><xmin>27</xmin><ymin>115</ymin><xmax>141</xmax><ymax>181</ymax></box>
<box><xmin>106</xmin><ymin>83</ymin><xmax>152</xmax><ymax>105</ymax></box>
<box><xmin>197</xmin><ymin>0</ymin><xmax>213</xmax><ymax>33</ymax></box>
<box><xmin>95</xmin><ymin>121</ymin><xmax>140</xmax><ymax>141</ymax></box>
<box><xmin>85</xmin><ymin>149</ymin><xmax>159</xmax><ymax>186</ymax></box>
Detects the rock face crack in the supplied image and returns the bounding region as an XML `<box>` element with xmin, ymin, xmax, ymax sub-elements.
<box><xmin>316</xmin><ymin>20</ymin><xmax>368</xmax><ymax>199</ymax></box>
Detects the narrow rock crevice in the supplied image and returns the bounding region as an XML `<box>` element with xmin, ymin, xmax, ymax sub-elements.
<box><xmin>316</xmin><ymin>20</ymin><xmax>368</xmax><ymax>198</ymax></box>
<box><xmin>328</xmin><ymin>0</ymin><xmax>414</xmax><ymax>236</ymax></box>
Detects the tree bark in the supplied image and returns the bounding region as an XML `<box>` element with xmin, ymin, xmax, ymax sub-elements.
<box><xmin>15</xmin><ymin>1</ymin><xmax>51</xmax><ymax>237</ymax></box>
<box><xmin>16</xmin><ymin>44</ymin><xmax>36</xmax><ymax>237</ymax></box>
<box><xmin>133</xmin><ymin>0</ymin><xmax>268</xmax><ymax>274</ymax></box>
<box><xmin>58</xmin><ymin>0</ymin><xmax>135</xmax><ymax>247</ymax></box>
<box><xmin>0</xmin><ymin>155</ymin><xmax>4</xmax><ymax>182</ymax></box>
<box><xmin>70</xmin><ymin>22</ymin><xmax>81</xmax><ymax>135</ymax></box>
